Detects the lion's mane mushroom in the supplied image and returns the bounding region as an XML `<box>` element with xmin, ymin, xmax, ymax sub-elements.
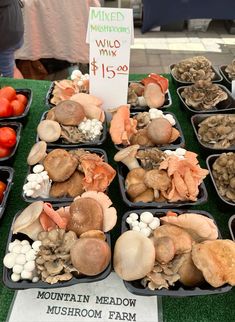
<box><xmin>43</xmin><ymin>149</ymin><xmax>78</xmax><ymax>182</ymax></box>
<box><xmin>54</xmin><ymin>100</ymin><xmax>85</xmax><ymax>125</ymax></box>
<box><xmin>144</xmin><ymin>169</ymin><xmax>171</xmax><ymax>199</ymax></box>
<box><xmin>114</xmin><ymin>230</ymin><xmax>155</xmax><ymax>281</ymax></box>
<box><xmin>70</xmin><ymin>237</ymin><xmax>111</xmax><ymax>276</ymax></box>
<box><xmin>12</xmin><ymin>201</ymin><xmax>44</xmax><ymax>241</ymax></box>
<box><xmin>67</xmin><ymin>197</ymin><xmax>103</xmax><ymax>236</ymax></box>
<box><xmin>114</xmin><ymin>145</ymin><xmax>140</xmax><ymax>170</ymax></box>
<box><xmin>27</xmin><ymin>141</ymin><xmax>47</xmax><ymax>166</ymax></box>
<box><xmin>37</xmin><ymin>120</ymin><xmax>61</xmax><ymax>143</ymax></box>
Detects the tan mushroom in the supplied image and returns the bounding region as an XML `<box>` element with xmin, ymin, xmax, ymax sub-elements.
<box><xmin>146</xmin><ymin>118</ymin><xmax>173</xmax><ymax>145</ymax></box>
<box><xmin>114</xmin><ymin>145</ymin><xmax>140</xmax><ymax>170</ymax></box>
<box><xmin>27</xmin><ymin>141</ymin><xmax>47</xmax><ymax>166</ymax></box>
<box><xmin>37</xmin><ymin>120</ymin><xmax>61</xmax><ymax>143</ymax></box>
<box><xmin>144</xmin><ymin>169</ymin><xmax>171</xmax><ymax>198</ymax></box>
<box><xmin>54</xmin><ymin>100</ymin><xmax>86</xmax><ymax>125</ymax></box>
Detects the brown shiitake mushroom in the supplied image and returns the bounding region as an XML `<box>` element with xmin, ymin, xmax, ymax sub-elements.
<box><xmin>70</xmin><ymin>238</ymin><xmax>111</xmax><ymax>276</ymax></box>
<box><xmin>146</xmin><ymin>118</ymin><xmax>173</xmax><ymax>145</ymax></box>
<box><xmin>54</xmin><ymin>100</ymin><xmax>85</xmax><ymax>126</ymax></box>
<box><xmin>67</xmin><ymin>197</ymin><xmax>103</xmax><ymax>236</ymax></box>
<box><xmin>37</xmin><ymin>120</ymin><xmax>61</xmax><ymax>143</ymax></box>
<box><xmin>27</xmin><ymin>141</ymin><xmax>47</xmax><ymax>166</ymax></box>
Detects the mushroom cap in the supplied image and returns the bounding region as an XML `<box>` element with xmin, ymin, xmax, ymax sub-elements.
<box><xmin>37</xmin><ymin>120</ymin><xmax>61</xmax><ymax>143</ymax></box>
<box><xmin>125</xmin><ymin>167</ymin><xmax>146</xmax><ymax>188</ymax></box>
<box><xmin>54</xmin><ymin>100</ymin><xmax>85</xmax><ymax>126</ymax></box>
<box><xmin>68</xmin><ymin>197</ymin><xmax>103</xmax><ymax>236</ymax></box>
<box><xmin>43</xmin><ymin>149</ymin><xmax>78</xmax><ymax>182</ymax></box>
<box><xmin>114</xmin><ymin>230</ymin><xmax>155</xmax><ymax>281</ymax></box>
<box><xmin>114</xmin><ymin>145</ymin><xmax>140</xmax><ymax>162</ymax></box>
<box><xmin>147</xmin><ymin>118</ymin><xmax>172</xmax><ymax>144</ymax></box>
<box><xmin>70</xmin><ymin>238</ymin><xmax>111</xmax><ymax>276</ymax></box>
<box><xmin>12</xmin><ymin>201</ymin><xmax>44</xmax><ymax>240</ymax></box>
<box><xmin>27</xmin><ymin>141</ymin><xmax>47</xmax><ymax>166</ymax></box>
<box><xmin>144</xmin><ymin>169</ymin><xmax>171</xmax><ymax>191</ymax></box>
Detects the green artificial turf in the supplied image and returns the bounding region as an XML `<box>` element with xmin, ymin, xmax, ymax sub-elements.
<box><xmin>0</xmin><ymin>76</ymin><xmax>234</xmax><ymax>322</ymax></box>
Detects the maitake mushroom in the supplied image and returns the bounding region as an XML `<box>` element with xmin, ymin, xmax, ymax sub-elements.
<box><xmin>36</xmin><ymin>229</ymin><xmax>78</xmax><ymax>284</ymax></box>
<box><xmin>172</xmin><ymin>56</ymin><xmax>215</xmax><ymax>82</ymax></box>
<box><xmin>136</xmin><ymin>148</ymin><xmax>167</xmax><ymax>170</ymax></box>
<box><xmin>198</xmin><ymin>115</ymin><xmax>235</xmax><ymax>148</ymax></box>
<box><xmin>225</xmin><ymin>59</ymin><xmax>235</xmax><ymax>80</ymax></box>
<box><xmin>212</xmin><ymin>152</ymin><xmax>235</xmax><ymax>202</ymax></box>
<box><xmin>181</xmin><ymin>80</ymin><xmax>228</xmax><ymax>110</ymax></box>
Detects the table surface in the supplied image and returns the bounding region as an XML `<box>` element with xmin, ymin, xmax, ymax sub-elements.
<box><xmin>0</xmin><ymin>76</ymin><xmax>234</xmax><ymax>322</ymax></box>
<box><xmin>15</xmin><ymin>0</ymin><xmax>100</xmax><ymax>63</ymax></box>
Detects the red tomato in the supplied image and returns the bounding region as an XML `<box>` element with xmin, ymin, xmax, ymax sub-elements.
<box><xmin>0</xmin><ymin>97</ymin><xmax>13</xmax><ymax>117</ymax></box>
<box><xmin>11</xmin><ymin>99</ymin><xmax>25</xmax><ymax>116</ymax></box>
<box><xmin>0</xmin><ymin>127</ymin><xmax>17</xmax><ymax>148</ymax></box>
<box><xmin>0</xmin><ymin>86</ymin><xmax>16</xmax><ymax>101</ymax></box>
<box><xmin>16</xmin><ymin>94</ymin><xmax>27</xmax><ymax>106</ymax></box>
<box><xmin>0</xmin><ymin>181</ymin><xmax>7</xmax><ymax>202</ymax></box>
<box><xmin>0</xmin><ymin>145</ymin><xmax>11</xmax><ymax>158</ymax></box>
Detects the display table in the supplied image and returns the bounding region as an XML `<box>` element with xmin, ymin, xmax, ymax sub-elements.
<box><xmin>0</xmin><ymin>77</ymin><xmax>234</xmax><ymax>322</ymax></box>
<box><xmin>15</xmin><ymin>0</ymin><xmax>100</xmax><ymax>63</ymax></box>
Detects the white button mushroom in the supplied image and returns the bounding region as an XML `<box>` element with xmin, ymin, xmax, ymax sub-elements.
<box><xmin>15</xmin><ymin>254</ymin><xmax>26</xmax><ymax>265</ymax></box>
<box><xmin>21</xmin><ymin>270</ymin><xmax>33</xmax><ymax>280</ymax></box>
<box><xmin>12</xmin><ymin>244</ymin><xmax>22</xmax><ymax>254</ymax></box>
<box><xmin>24</xmin><ymin>260</ymin><xmax>35</xmax><ymax>272</ymax></box>
<box><xmin>13</xmin><ymin>264</ymin><xmax>24</xmax><ymax>274</ymax></box>
<box><xmin>11</xmin><ymin>273</ymin><xmax>21</xmax><ymax>282</ymax></box>
<box><xmin>21</xmin><ymin>244</ymin><xmax>32</xmax><ymax>254</ymax></box>
<box><xmin>140</xmin><ymin>211</ymin><xmax>154</xmax><ymax>224</ymax></box>
<box><xmin>8</xmin><ymin>240</ymin><xmax>21</xmax><ymax>252</ymax></box>
<box><xmin>148</xmin><ymin>217</ymin><xmax>160</xmax><ymax>230</ymax></box>
<box><xmin>3</xmin><ymin>253</ymin><xmax>17</xmax><ymax>269</ymax></box>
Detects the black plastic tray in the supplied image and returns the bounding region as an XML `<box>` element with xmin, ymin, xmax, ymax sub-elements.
<box><xmin>114</xmin><ymin>111</ymin><xmax>185</xmax><ymax>151</ymax></box>
<box><xmin>45</xmin><ymin>81</ymin><xmax>56</xmax><ymax>109</ymax></box>
<box><xmin>191</xmin><ymin>114</ymin><xmax>235</xmax><ymax>151</ymax></box>
<box><xmin>36</xmin><ymin>111</ymin><xmax>107</xmax><ymax>147</ymax></box>
<box><xmin>219</xmin><ymin>65</ymin><xmax>232</xmax><ymax>89</ymax></box>
<box><xmin>3</xmin><ymin>204</ymin><xmax>112</xmax><ymax>289</ymax></box>
<box><xmin>177</xmin><ymin>84</ymin><xmax>235</xmax><ymax>114</ymax></box>
<box><xmin>121</xmin><ymin>208</ymin><xmax>232</xmax><ymax>297</ymax></box>
<box><xmin>117</xmin><ymin>162</ymin><xmax>208</xmax><ymax>208</ymax></box>
<box><xmin>0</xmin><ymin>88</ymin><xmax>33</xmax><ymax>122</ymax></box>
<box><xmin>228</xmin><ymin>214</ymin><xmax>235</xmax><ymax>241</ymax></box>
<box><xmin>22</xmin><ymin>147</ymin><xmax>109</xmax><ymax>203</ymax></box>
<box><xmin>206</xmin><ymin>154</ymin><xmax>235</xmax><ymax>207</ymax></box>
<box><xmin>0</xmin><ymin>122</ymin><xmax>22</xmax><ymax>162</ymax></box>
<box><xmin>170</xmin><ymin>64</ymin><xmax>223</xmax><ymax>87</ymax></box>
<box><xmin>0</xmin><ymin>166</ymin><xmax>14</xmax><ymax>219</ymax></box>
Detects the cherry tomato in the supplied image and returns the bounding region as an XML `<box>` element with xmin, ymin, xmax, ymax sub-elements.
<box><xmin>11</xmin><ymin>99</ymin><xmax>25</xmax><ymax>116</ymax></box>
<box><xmin>0</xmin><ymin>181</ymin><xmax>7</xmax><ymax>202</ymax></box>
<box><xmin>0</xmin><ymin>86</ymin><xmax>16</xmax><ymax>101</ymax></box>
<box><xmin>0</xmin><ymin>145</ymin><xmax>11</xmax><ymax>158</ymax></box>
<box><xmin>0</xmin><ymin>97</ymin><xmax>13</xmax><ymax>117</ymax></box>
<box><xmin>16</xmin><ymin>94</ymin><xmax>27</xmax><ymax>106</ymax></box>
<box><xmin>0</xmin><ymin>127</ymin><xmax>17</xmax><ymax>148</ymax></box>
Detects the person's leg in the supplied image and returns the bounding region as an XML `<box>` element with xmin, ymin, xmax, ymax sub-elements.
<box><xmin>0</xmin><ymin>47</ymin><xmax>15</xmax><ymax>77</ymax></box>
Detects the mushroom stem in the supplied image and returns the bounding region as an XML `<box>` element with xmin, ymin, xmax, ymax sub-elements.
<box><xmin>114</xmin><ymin>145</ymin><xmax>140</xmax><ymax>171</ymax></box>
<box><xmin>153</xmin><ymin>189</ymin><xmax>160</xmax><ymax>199</ymax></box>
<box><xmin>121</xmin><ymin>156</ymin><xmax>140</xmax><ymax>171</ymax></box>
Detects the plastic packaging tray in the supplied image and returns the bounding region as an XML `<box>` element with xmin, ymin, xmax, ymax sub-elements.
<box><xmin>114</xmin><ymin>111</ymin><xmax>185</xmax><ymax>151</ymax></box>
<box><xmin>3</xmin><ymin>204</ymin><xmax>112</xmax><ymax>289</ymax></box>
<box><xmin>191</xmin><ymin>114</ymin><xmax>235</xmax><ymax>151</ymax></box>
<box><xmin>219</xmin><ymin>65</ymin><xmax>232</xmax><ymax>89</ymax></box>
<box><xmin>228</xmin><ymin>214</ymin><xmax>235</xmax><ymax>241</ymax></box>
<box><xmin>36</xmin><ymin>111</ymin><xmax>107</xmax><ymax>147</ymax></box>
<box><xmin>0</xmin><ymin>122</ymin><xmax>22</xmax><ymax>162</ymax></box>
<box><xmin>0</xmin><ymin>166</ymin><xmax>14</xmax><ymax>219</ymax></box>
<box><xmin>45</xmin><ymin>81</ymin><xmax>56</xmax><ymax>109</ymax></box>
<box><xmin>169</xmin><ymin>64</ymin><xmax>223</xmax><ymax>87</ymax></box>
<box><xmin>117</xmin><ymin>163</ymin><xmax>208</xmax><ymax>208</ymax></box>
<box><xmin>206</xmin><ymin>154</ymin><xmax>235</xmax><ymax>207</ymax></box>
<box><xmin>0</xmin><ymin>88</ymin><xmax>33</xmax><ymax>122</ymax></box>
<box><xmin>121</xmin><ymin>208</ymin><xmax>232</xmax><ymax>297</ymax></box>
<box><xmin>22</xmin><ymin>147</ymin><xmax>109</xmax><ymax>203</ymax></box>
<box><xmin>177</xmin><ymin>84</ymin><xmax>235</xmax><ymax>114</ymax></box>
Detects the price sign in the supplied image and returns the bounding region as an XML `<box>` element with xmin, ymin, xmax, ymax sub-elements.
<box><xmin>87</xmin><ymin>7</ymin><xmax>134</xmax><ymax>115</ymax></box>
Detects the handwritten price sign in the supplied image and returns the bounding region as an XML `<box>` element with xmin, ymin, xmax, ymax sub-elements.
<box><xmin>87</xmin><ymin>7</ymin><xmax>134</xmax><ymax>114</ymax></box>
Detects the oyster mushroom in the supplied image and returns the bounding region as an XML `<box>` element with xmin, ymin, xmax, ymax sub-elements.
<box><xmin>144</xmin><ymin>169</ymin><xmax>171</xmax><ymax>198</ymax></box>
<box><xmin>70</xmin><ymin>238</ymin><xmax>111</xmax><ymax>276</ymax></box>
<box><xmin>54</xmin><ymin>100</ymin><xmax>86</xmax><ymax>125</ymax></box>
<box><xmin>44</xmin><ymin>260</ymin><xmax>64</xmax><ymax>276</ymax></box>
<box><xmin>27</xmin><ymin>141</ymin><xmax>47</xmax><ymax>166</ymax></box>
<box><xmin>114</xmin><ymin>230</ymin><xmax>155</xmax><ymax>281</ymax></box>
<box><xmin>12</xmin><ymin>201</ymin><xmax>44</xmax><ymax>241</ymax></box>
<box><xmin>37</xmin><ymin>120</ymin><xmax>61</xmax><ymax>143</ymax></box>
<box><xmin>114</xmin><ymin>145</ymin><xmax>140</xmax><ymax>170</ymax></box>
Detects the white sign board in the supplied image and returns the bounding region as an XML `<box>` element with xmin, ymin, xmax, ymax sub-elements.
<box><xmin>87</xmin><ymin>7</ymin><xmax>134</xmax><ymax>112</ymax></box>
<box><xmin>7</xmin><ymin>273</ymin><xmax>160</xmax><ymax>322</ymax></box>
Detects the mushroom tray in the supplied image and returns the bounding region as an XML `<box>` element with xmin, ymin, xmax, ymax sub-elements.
<box><xmin>113</xmin><ymin>209</ymin><xmax>233</xmax><ymax>297</ymax></box>
<box><xmin>0</xmin><ymin>166</ymin><xmax>14</xmax><ymax>220</ymax></box>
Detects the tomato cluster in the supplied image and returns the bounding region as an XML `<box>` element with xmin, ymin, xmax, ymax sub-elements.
<box><xmin>0</xmin><ymin>181</ymin><xmax>6</xmax><ymax>202</ymax></box>
<box><xmin>0</xmin><ymin>86</ymin><xmax>28</xmax><ymax>117</ymax></box>
<box><xmin>0</xmin><ymin>127</ymin><xmax>17</xmax><ymax>158</ymax></box>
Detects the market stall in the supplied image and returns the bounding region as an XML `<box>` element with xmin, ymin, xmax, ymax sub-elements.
<box><xmin>0</xmin><ymin>76</ymin><xmax>234</xmax><ymax>322</ymax></box>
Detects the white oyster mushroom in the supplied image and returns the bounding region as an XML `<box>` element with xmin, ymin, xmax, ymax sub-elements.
<box><xmin>24</xmin><ymin>169</ymin><xmax>52</xmax><ymax>198</ymax></box>
<box><xmin>164</xmin><ymin>114</ymin><xmax>176</xmax><ymax>126</ymax></box>
<box><xmin>126</xmin><ymin>217</ymin><xmax>133</xmax><ymax>225</ymax></box>
<box><xmin>140</xmin><ymin>211</ymin><xmax>154</xmax><ymax>224</ymax></box>
<box><xmin>131</xmin><ymin>220</ymin><xmax>139</xmax><ymax>227</ymax></box>
<box><xmin>3</xmin><ymin>253</ymin><xmax>17</xmax><ymax>269</ymax></box>
<box><xmin>11</xmin><ymin>273</ymin><xmax>21</xmax><ymax>282</ymax></box>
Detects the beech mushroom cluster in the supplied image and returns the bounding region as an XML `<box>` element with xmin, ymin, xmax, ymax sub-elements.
<box><xmin>172</xmin><ymin>56</ymin><xmax>215</xmax><ymax>82</ymax></box>
<box><xmin>181</xmin><ymin>80</ymin><xmax>228</xmax><ymax>110</ymax></box>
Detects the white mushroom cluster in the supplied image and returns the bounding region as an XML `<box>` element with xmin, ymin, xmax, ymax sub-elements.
<box><xmin>126</xmin><ymin>212</ymin><xmax>160</xmax><ymax>237</ymax></box>
<box><xmin>23</xmin><ymin>164</ymin><xmax>52</xmax><ymax>198</ymax></box>
<box><xmin>149</xmin><ymin>109</ymin><xmax>176</xmax><ymax>126</ymax></box>
<box><xmin>3</xmin><ymin>239</ymin><xmax>41</xmax><ymax>282</ymax></box>
<box><xmin>164</xmin><ymin>147</ymin><xmax>186</xmax><ymax>160</ymax></box>
<box><xmin>78</xmin><ymin>119</ymin><xmax>103</xmax><ymax>141</ymax></box>
<box><xmin>70</xmin><ymin>69</ymin><xmax>89</xmax><ymax>87</ymax></box>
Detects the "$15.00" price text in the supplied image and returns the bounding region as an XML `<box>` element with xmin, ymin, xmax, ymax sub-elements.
<box><xmin>91</xmin><ymin>58</ymin><xmax>128</xmax><ymax>79</ymax></box>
